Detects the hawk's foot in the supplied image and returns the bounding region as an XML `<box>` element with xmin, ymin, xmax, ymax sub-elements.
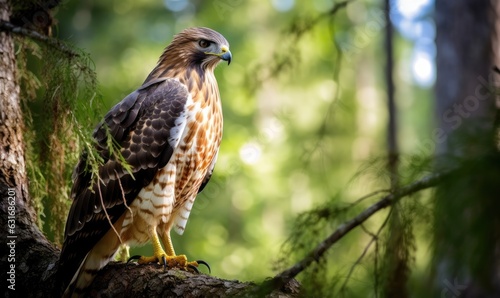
<box><xmin>128</xmin><ymin>254</ymin><xmax>210</xmax><ymax>273</ymax></box>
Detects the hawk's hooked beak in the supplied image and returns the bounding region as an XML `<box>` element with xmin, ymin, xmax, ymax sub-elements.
<box><xmin>205</xmin><ymin>45</ymin><xmax>232</xmax><ymax>65</ymax></box>
<box><xmin>218</xmin><ymin>46</ymin><xmax>232</xmax><ymax>65</ymax></box>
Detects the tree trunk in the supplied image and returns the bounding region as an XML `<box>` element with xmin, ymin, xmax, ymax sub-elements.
<box><xmin>433</xmin><ymin>0</ymin><xmax>500</xmax><ymax>297</ymax></box>
<box><xmin>0</xmin><ymin>0</ymin><xmax>29</xmax><ymax>210</ymax></box>
<box><xmin>0</xmin><ymin>2</ymin><xmax>298</xmax><ymax>297</ymax></box>
<box><xmin>435</xmin><ymin>0</ymin><xmax>496</xmax><ymax>154</ymax></box>
<box><xmin>1</xmin><ymin>0</ymin><xmax>59</xmax><ymax>296</ymax></box>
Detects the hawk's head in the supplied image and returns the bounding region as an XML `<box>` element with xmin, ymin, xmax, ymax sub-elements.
<box><xmin>145</xmin><ymin>27</ymin><xmax>231</xmax><ymax>83</ymax></box>
<box><xmin>164</xmin><ymin>27</ymin><xmax>231</xmax><ymax>70</ymax></box>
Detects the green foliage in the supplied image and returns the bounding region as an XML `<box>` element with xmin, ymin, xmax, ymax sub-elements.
<box><xmin>276</xmin><ymin>193</ymin><xmax>359</xmax><ymax>296</ymax></box>
<box><xmin>15</xmin><ymin>32</ymin><xmax>102</xmax><ymax>244</ymax></box>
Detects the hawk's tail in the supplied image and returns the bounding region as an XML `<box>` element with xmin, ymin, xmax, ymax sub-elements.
<box><xmin>61</xmin><ymin>223</ymin><xmax>123</xmax><ymax>297</ymax></box>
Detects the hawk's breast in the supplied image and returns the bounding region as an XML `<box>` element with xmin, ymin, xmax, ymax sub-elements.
<box><xmin>121</xmin><ymin>85</ymin><xmax>222</xmax><ymax>244</ymax></box>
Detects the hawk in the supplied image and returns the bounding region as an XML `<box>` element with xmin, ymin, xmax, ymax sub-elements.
<box><xmin>56</xmin><ymin>27</ymin><xmax>231</xmax><ymax>297</ymax></box>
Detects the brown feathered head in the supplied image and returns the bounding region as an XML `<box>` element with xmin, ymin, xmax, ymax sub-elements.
<box><xmin>147</xmin><ymin>27</ymin><xmax>231</xmax><ymax>82</ymax></box>
<box><xmin>171</xmin><ymin>27</ymin><xmax>231</xmax><ymax>67</ymax></box>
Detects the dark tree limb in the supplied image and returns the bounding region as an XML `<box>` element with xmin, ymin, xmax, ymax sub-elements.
<box><xmin>89</xmin><ymin>263</ymin><xmax>300</xmax><ymax>298</ymax></box>
<box><xmin>0</xmin><ymin>20</ymin><xmax>82</xmax><ymax>59</ymax></box>
<box><xmin>258</xmin><ymin>171</ymin><xmax>449</xmax><ymax>295</ymax></box>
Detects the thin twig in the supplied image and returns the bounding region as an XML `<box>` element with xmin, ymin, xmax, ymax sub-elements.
<box><xmin>339</xmin><ymin>209</ymin><xmax>392</xmax><ymax>293</ymax></box>
<box><xmin>114</xmin><ymin>169</ymin><xmax>133</xmax><ymax>221</ymax></box>
<box><xmin>287</xmin><ymin>0</ymin><xmax>355</xmax><ymax>41</ymax></box>
<box><xmin>328</xmin><ymin>189</ymin><xmax>391</xmax><ymax>218</ymax></box>
<box><xmin>0</xmin><ymin>21</ymin><xmax>81</xmax><ymax>59</ymax></box>
<box><xmin>300</xmin><ymin>37</ymin><xmax>345</xmax><ymax>165</ymax></box>
<box><xmin>259</xmin><ymin>171</ymin><xmax>449</xmax><ymax>294</ymax></box>
<box><xmin>374</xmin><ymin>229</ymin><xmax>380</xmax><ymax>298</ymax></box>
<box><xmin>360</xmin><ymin>224</ymin><xmax>377</xmax><ymax>238</ymax></box>
<box><xmin>97</xmin><ymin>176</ymin><xmax>123</xmax><ymax>244</ymax></box>
<box><xmin>251</xmin><ymin>0</ymin><xmax>354</xmax><ymax>91</ymax></box>
<box><xmin>345</xmin><ymin>189</ymin><xmax>391</xmax><ymax>209</ymax></box>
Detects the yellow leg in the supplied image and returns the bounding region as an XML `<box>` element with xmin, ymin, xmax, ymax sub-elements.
<box><xmin>159</xmin><ymin>231</ymin><xmax>176</xmax><ymax>256</ymax></box>
<box><xmin>158</xmin><ymin>230</ymin><xmax>203</xmax><ymax>271</ymax></box>
<box><xmin>136</xmin><ymin>226</ymin><xmax>168</xmax><ymax>264</ymax></box>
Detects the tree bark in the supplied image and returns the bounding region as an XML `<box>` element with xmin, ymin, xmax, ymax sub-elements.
<box><xmin>435</xmin><ymin>0</ymin><xmax>496</xmax><ymax>155</ymax></box>
<box><xmin>0</xmin><ymin>2</ymin><xmax>299</xmax><ymax>297</ymax></box>
<box><xmin>0</xmin><ymin>0</ymin><xmax>29</xmax><ymax>211</ymax></box>
<box><xmin>89</xmin><ymin>263</ymin><xmax>299</xmax><ymax>298</ymax></box>
<box><xmin>434</xmin><ymin>0</ymin><xmax>500</xmax><ymax>297</ymax></box>
<box><xmin>1</xmin><ymin>1</ymin><xmax>59</xmax><ymax>297</ymax></box>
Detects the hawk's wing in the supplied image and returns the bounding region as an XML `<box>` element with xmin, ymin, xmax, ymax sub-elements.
<box><xmin>57</xmin><ymin>77</ymin><xmax>190</xmax><ymax>291</ymax></box>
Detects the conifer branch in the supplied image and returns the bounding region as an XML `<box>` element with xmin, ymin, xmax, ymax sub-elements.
<box><xmin>0</xmin><ymin>21</ymin><xmax>81</xmax><ymax>59</ymax></box>
<box><xmin>259</xmin><ymin>171</ymin><xmax>450</xmax><ymax>294</ymax></box>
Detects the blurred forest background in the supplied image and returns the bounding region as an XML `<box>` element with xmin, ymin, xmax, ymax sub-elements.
<box><xmin>15</xmin><ymin>0</ymin><xmax>500</xmax><ymax>296</ymax></box>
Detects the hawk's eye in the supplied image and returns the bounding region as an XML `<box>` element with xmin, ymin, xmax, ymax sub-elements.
<box><xmin>198</xmin><ymin>39</ymin><xmax>211</xmax><ymax>48</ymax></box>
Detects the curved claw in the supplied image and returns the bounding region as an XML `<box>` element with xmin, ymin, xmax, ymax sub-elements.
<box><xmin>161</xmin><ymin>255</ymin><xmax>167</xmax><ymax>270</ymax></box>
<box><xmin>188</xmin><ymin>264</ymin><xmax>200</xmax><ymax>274</ymax></box>
<box><xmin>196</xmin><ymin>260</ymin><xmax>211</xmax><ymax>274</ymax></box>
<box><xmin>127</xmin><ymin>255</ymin><xmax>142</xmax><ymax>263</ymax></box>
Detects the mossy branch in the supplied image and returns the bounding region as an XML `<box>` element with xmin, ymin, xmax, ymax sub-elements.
<box><xmin>0</xmin><ymin>20</ymin><xmax>80</xmax><ymax>59</ymax></box>
<box><xmin>258</xmin><ymin>171</ymin><xmax>450</xmax><ymax>295</ymax></box>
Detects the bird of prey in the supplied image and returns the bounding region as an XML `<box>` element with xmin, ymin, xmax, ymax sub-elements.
<box><xmin>56</xmin><ymin>27</ymin><xmax>231</xmax><ymax>297</ymax></box>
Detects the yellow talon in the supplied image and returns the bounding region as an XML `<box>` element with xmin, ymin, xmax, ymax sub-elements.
<box><xmin>136</xmin><ymin>254</ymin><xmax>166</xmax><ymax>265</ymax></box>
<box><xmin>136</xmin><ymin>253</ymin><xmax>185</xmax><ymax>268</ymax></box>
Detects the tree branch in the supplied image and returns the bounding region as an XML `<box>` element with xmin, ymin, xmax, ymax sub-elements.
<box><xmin>259</xmin><ymin>171</ymin><xmax>450</xmax><ymax>295</ymax></box>
<box><xmin>0</xmin><ymin>21</ymin><xmax>82</xmax><ymax>59</ymax></box>
<box><xmin>88</xmin><ymin>263</ymin><xmax>300</xmax><ymax>298</ymax></box>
